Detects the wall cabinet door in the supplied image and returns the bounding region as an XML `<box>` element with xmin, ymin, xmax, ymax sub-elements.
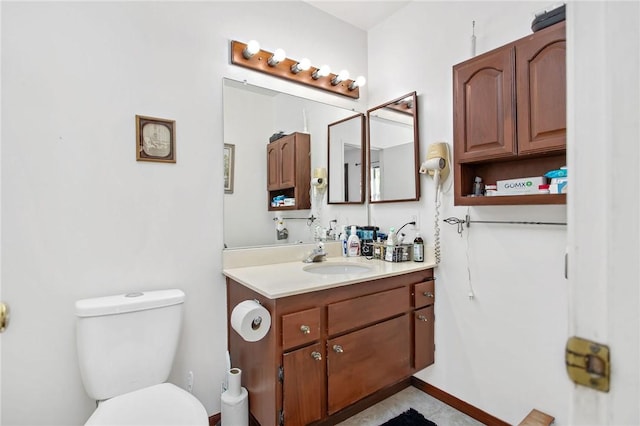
<box><xmin>267</xmin><ymin>143</ymin><xmax>280</xmax><ymax>190</ymax></box>
<box><xmin>282</xmin><ymin>342</ymin><xmax>324</xmax><ymax>426</ymax></box>
<box><xmin>516</xmin><ymin>22</ymin><xmax>566</xmax><ymax>154</ymax></box>
<box><xmin>327</xmin><ymin>314</ymin><xmax>411</xmax><ymax>414</ymax></box>
<box><xmin>453</xmin><ymin>46</ymin><xmax>516</xmax><ymax>162</ymax></box>
<box><xmin>267</xmin><ymin>136</ymin><xmax>296</xmax><ymax>190</ymax></box>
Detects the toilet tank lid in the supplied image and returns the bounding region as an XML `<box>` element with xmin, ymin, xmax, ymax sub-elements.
<box><xmin>76</xmin><ymin>289</ymin><xmax>185</xmax><ymax>317</ymax></box>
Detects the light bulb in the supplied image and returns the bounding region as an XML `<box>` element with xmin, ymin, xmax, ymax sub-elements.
<box><xmin>291</xmin><ymin>58</ymin><xmax>311</xmax><ymax>74</ymax></box>
<box><xmin>349</xmin><ymin>75</ymin><xmax>366</xmax><ymax>90</ymax></box>
<box><xmin>243</xmin><ymin>40</ymin><xmax>260</xmax><ymax>59</ymax></box>
<box><xmin>268</xmin><ymin>48</ymin><xmax>286</xmax><ymax>66</ymax></box>
<box><xmin>331</xmin><ymin>69</ymin><xmax>349</xmax><ymax>86</ymax></box>
<box><xmin>312</xmin><ymin>64</ymin><xmax>331</xmax><ymax>80</ymax></box>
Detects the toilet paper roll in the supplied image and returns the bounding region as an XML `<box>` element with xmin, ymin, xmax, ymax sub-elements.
<box><xmin>221</xmin><ymin>385</ymin><xmax>248</xmax><ymax>426</ymax></box>
<box><xmin>230</xmin><ymin>300</ymin><xmax>271</xmax><ymax>342</ymax></box>
<box><xmin>227</xmin><ymin>368</ymin><xmax>242</xmax><ymax>398</ymax></box>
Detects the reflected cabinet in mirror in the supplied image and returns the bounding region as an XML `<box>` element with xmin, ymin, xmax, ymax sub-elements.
<box><xmin>223</xmin><ymin>78</ymin><xmax>366</xmax><ymax>249</ymax></box>
<box><xmin>367</xmin><ymin>92</ymin><xmax>420</xmax><ymax>203</ymax></box>
<box><xmin>328</xmin><ymin>114</ymin><xmax>365</xmax><ymax>204</ymax></box>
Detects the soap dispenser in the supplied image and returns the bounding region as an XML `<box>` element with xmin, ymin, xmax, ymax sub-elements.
<box><xmin>347</xmin><ymin>226</ymin><xmax>361</xmax><ymax>257</ymax></box>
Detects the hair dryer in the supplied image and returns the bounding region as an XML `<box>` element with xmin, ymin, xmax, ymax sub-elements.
<box><xmin>419</xmin><ymin>143</ymin><xmax>450</xmax><ymax>199</ymax></box>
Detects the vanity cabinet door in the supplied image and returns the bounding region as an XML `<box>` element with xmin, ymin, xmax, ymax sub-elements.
<box><xmin>414</xmin><ymin>305</ymin><xmax>435</xmax><ymax>370</ymax></box>
<box><xmin>327</xmin><ymin>314</ymin><xmax>411</xmax><ymax>414</ymax></box>
<box><xmin>282</xmin><ymin>342</ymin><xmax>325</xmax><ymax>426</ymax></box>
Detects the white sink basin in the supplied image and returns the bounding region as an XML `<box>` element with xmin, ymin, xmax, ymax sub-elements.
<box><xmin>303</xmin><ymin>262</ymin><xmax>372</xmax><ymax>275</ymax></box>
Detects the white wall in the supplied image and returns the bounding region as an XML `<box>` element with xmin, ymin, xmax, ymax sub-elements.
<box><xmin>1</xmin><ymin>2</ymin><xmax>367</xmax><ymax>425</ymax></box>
<box><xmin>368</xmin><ymin>2</ymin><xmax>571</xmax><ymax>424</ymax></box>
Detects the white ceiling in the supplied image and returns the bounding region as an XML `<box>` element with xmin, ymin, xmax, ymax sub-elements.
<box><xmin>304</xmin><ymin>1</ymin><xmax>411</xmax><ymax>31</ymax></box>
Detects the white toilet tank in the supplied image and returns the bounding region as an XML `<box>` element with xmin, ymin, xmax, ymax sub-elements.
<box><xmin>75</xmin><ymin>289</ymin><xmax>185</xmax><ymax>401</ymax></box>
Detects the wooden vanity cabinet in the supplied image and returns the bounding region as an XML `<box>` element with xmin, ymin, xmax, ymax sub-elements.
<box><xmin>226</xmin><ymin>268</ymin><xmax>435</xmax><ymax>426</ymax></box>
<box><xmin>267</xmin><ymin>132</ymin><xmax>311</xmax><ymax>211</ymax></box>
<box><xmin>453</xmin><ymin>21</ymin><xmax>566</xmax><ymax>205</ymax></box>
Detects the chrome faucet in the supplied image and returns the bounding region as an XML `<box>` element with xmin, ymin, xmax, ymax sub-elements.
<box><xmin>303</xmin><ymin>243</ymin><xmax>327</xmax><ymax>263</ymax></box>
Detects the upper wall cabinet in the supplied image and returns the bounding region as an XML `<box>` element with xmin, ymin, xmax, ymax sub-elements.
<box><xmin>453</xmin><ymin>21</ymin><xmax>566</xmax><ymax>205</ymax></box>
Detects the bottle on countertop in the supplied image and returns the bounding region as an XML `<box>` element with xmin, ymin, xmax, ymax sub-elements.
<box><xmin>385</xmin><ymin>227</ymin><xmax>396</xmax><ymax>262</ymax></box>
<box><xmin>340</xmin><ymin>226</ymin><xmax>348</xmax><ymax>257</ymax></box>
<box><xmin>347</xmin><ymin>225</ymin><xmax>361</xmax><ymax>257</ymax></box>
<box><xmin>413</xmin><ymin>233</ymin><xmax>424</xmax><ymax>262</ymax></box>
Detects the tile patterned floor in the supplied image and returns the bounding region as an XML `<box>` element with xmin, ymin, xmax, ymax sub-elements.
<box><xmin>336</xmin><ymin>386</ymin><xmax>485</xmax><ymax>426</ymax></box>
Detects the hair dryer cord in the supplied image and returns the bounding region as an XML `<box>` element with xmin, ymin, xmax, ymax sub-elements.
<box><xmin>434</xmin><ymin>183</ymin><xmax>442</xmax><ymax>264</ymax></box>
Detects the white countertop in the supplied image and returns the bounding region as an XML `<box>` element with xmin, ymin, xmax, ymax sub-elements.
<box><xmin>223</xmin><ymin>254</ymin><xmax>436</xmax><ymax>299</ymax></box>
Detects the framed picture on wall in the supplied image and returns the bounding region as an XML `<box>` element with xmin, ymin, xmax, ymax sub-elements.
<box><xmin>136</xmin><ymin>115</ymin><xmax>176</xmax><ymax>163</ymax></box>
<box><xmin>224</xmin><ymin>143</ymin><xmax>235</xmax><ymax>194</ymax></box>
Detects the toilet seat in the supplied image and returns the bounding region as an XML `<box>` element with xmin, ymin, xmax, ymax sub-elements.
<box><xmin>85</xmin><ymin>383</ymin><xmax>208</xmax><ymax>425</ymax></box>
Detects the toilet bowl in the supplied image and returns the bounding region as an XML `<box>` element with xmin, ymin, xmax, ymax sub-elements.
<box><xmin>86</xmin><ymin>383</ymin><xmax>207</xmax><ymax>426</ymax></box>
<box><xmin>75</xmin><ymin>289</ymin><xmax>208</xmax><ymax>426</ymax></box>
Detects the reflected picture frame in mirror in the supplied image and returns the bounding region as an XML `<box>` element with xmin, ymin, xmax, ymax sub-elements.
<box><xmin>328</xmin><ymin>113</ymin><xmax>366</xmax><ymax>204</ymax></box>
<box><xmin>367</xmin><ymin>91</ymin><xmax>420</xmax><ymax>203</ymax></box>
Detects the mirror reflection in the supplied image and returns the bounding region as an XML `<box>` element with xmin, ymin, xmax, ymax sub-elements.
<box><xmin>328</xmin><ymin>114</ymin><xmax>365</xmax><ymax>204</ymax></box>
<box><xmin>223</xmin><ymin>78</ymin><xmax>365</xmax><ymax>248</ymax></box>
<box><xmin>367</xmin><ymin>92</ymin><xmax>420</xmax><ymax>202</ymax></box>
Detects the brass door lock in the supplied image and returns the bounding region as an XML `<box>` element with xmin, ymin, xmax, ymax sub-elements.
<box><xmin>565</xmin><ymin>336</ymin><xmax>610</xmax><ymax>392</ymax></box>
<box><xmin>0</xmin><ymin>302</ymin><xmax>9</xmax><ymax>333</ymax></box>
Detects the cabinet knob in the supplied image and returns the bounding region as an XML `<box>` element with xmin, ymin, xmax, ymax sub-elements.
<box><xmin>417</xmin><ymin>314</ymin><xmax>429</xmax><ymax>322</ymax></box>
<box><xmin>311</xmin><ymin>351</ymin><xmax>322</xmax><ymax>361</ymax></box>
<box><xmin>423</xmin><ymin>291</ymin><xmax>434</xmax><ymax>298</ymax></box>
<box><xmin>332</xmin><ymin>344</ymin><xmax>344</xmax><ymax>353</ymax></box>
<box><xmin>300</xmin><ymin>325</ymin><xmax>311</xmax><ymax>334</ymax></box>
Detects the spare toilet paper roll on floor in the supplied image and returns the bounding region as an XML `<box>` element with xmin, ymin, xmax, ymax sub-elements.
<box><xmin>231</xmin><ymin>300</ymin><xmax>271</xmax><ymax>342</ymax></box>
<box><xmin>221</xmin><ymin>368</ymin><xmax>248</xmax><ymax>426</ymax></box>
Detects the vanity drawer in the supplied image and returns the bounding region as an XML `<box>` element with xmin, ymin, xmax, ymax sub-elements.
<box><xmin>328</xmin><ymin>287</ymin><xmax>409</xmax><ymax>336</ymax></box>
<box><xmin>282</xmin><ymin>307</ymin><xmax>321</xmax><ymax>351</ymax></box>
<box><xmin>413</xmin><ymin>280</ymin><xmax>435</xmax><ymax>308</ymax></box>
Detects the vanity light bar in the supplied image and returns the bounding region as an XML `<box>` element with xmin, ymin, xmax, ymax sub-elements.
<box><xmin>230</xmin><ymin>40</ymin><xmax>361</xmax><ymax>99</ymax></box>
<box><xmin>386</xmin><ymin>100</ymin><xmax>415</xmax><ymax>115</ymax></box>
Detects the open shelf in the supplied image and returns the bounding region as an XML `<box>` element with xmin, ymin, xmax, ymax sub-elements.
<box><xmin>458</xmin><ymin>193</ymin><xmax>566</xmax><ymax>206</ymax></box>
<box><xmin>454</xmin><ymin>152</ymin><xmax>566</xmax><ymax>206</ymax></box>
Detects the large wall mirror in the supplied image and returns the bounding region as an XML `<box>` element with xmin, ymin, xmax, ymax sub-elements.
<box><xmin>223</xmin><ymin>78</ymin><xmax>366</xmax><ymax>248</ymax></box>
<box><xmin>328</xmin><ymin>114</ymin><xmax>365</xmax><ymax>204</ymax></box>
<box><xmin>367</xmin><ymin>92</ymin><xmax>420</xmax><ymax>203</ymax></box>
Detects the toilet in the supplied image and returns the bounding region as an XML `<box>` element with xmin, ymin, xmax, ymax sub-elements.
<box><xmin>75</xmin><ymin>289</ymin><xmax>208</xmax><ymax>426</ymax></box>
